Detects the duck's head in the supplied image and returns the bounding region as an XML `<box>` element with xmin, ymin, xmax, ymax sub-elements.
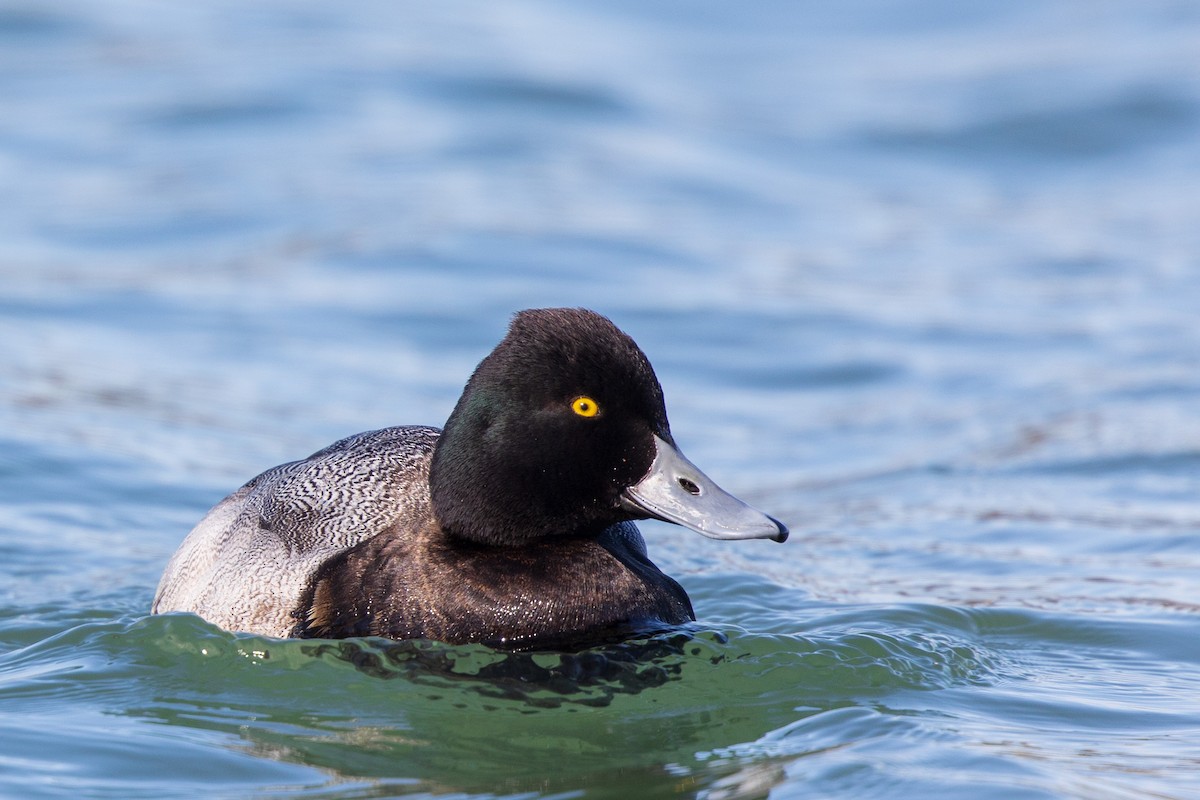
<box><xmin>429</xmin><ymin>308</ymin><xmax>788</xmax><ymax>547</ymax></box>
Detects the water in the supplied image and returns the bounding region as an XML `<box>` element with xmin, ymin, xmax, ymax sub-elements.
<box><xmin>2</xmin><ymin>1</ymin><xmax>1200</xmax><ymax>797</ymax></box>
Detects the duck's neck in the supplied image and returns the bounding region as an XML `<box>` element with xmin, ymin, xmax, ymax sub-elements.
<box><xmin>429</xmin><ymin>405</ymin><xmax>626</xmax><ymax>547</ymax></box>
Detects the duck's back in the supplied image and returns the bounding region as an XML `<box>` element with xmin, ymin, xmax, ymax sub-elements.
<box><xmin>152</xmin><ymin>426</ymin><xmax>440</xmax><ymax>637</ymax></box>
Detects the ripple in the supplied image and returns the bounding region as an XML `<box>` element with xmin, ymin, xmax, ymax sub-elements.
<box><xmin>1011</xmin><ymin>451</ymin><xmax>1200</xmax><ymax>477</ymax></box>
<box><xmin>0</xmin><ymin>604</ymin><xmax>1190</xmax><ymax>798</ymax></box>
<box><xmin>0</xmin><ymin>609</ymin><xmax>1002</xmax><ymax>717</ymax></box>
<box><xmin>410</xmin><ymin>72</ymin><xmax>635</xmax><ymax>119</ymax></box>
<box><xmin>719</xmin><ymin>360</ymin><xmax>903</xmax><ymax>391</ymax></box>
<box><xmin>0</xmin><ymin>6</ymin><xmax>84</xmax><ymax>39</ymax></box>
<box><xmin>139</xmin><ymin>97</ymin><xmax>315</xmax><ymax>130</ymax></box>
<box><xmin>865</xmin><ymin>87</ymin><xmax>1200</xmax><ymax>161</ymax></box>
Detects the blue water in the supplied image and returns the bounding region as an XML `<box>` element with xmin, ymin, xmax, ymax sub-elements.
<box><xmin>3</xmin><ymin>1</ymin><xmax>1200</xmax><ymax>798</ymax></box>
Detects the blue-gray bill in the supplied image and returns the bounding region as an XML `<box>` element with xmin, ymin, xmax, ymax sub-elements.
<box><xmin>620</xmin><ymin>434</ymin><xmax>789</xmax><ymax>543</ymax></box>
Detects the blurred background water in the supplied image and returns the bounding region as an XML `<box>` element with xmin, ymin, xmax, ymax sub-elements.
<box><xmin>2</xmin><ymin>1</ymin><xmax>1200</xmax><ymax>798</ymax></box>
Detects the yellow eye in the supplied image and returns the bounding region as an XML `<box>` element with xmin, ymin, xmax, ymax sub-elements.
<box><xmin>571</xmin><ymin>396</ymin><xmax>600</xmax><ymax>417</ymax></box>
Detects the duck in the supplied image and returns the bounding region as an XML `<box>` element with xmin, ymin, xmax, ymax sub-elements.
<box><xmin>152</xmin><ymin>308</ymin><xmax>787</xmax><ymax>649</ymax></box>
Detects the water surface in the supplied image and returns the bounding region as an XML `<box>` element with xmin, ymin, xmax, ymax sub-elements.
<box><xmin>2</xmin><ymin>1</ymin><xmax>1200</xmax><ymax>798</ymax></box>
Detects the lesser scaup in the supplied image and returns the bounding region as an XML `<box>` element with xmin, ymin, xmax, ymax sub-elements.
<box><xmin>152</xmin><ymin>308</ymin><xmax>787</xmax><ymax>649</ymax></box>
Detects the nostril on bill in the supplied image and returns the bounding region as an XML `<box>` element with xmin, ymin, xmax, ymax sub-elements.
<box><xmin>677</xmin><ymin>477</ymin><xmax>701</xmax><ymax>495</ymax></box>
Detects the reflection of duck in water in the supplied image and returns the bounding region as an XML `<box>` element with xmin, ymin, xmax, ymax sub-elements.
<box><xmin>153</xmin><ymin>308</ymin><xmax>787</xmax><ymax>649</ymax></box>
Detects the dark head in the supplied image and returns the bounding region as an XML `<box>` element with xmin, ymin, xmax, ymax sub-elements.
<box><xmin>429</xmin><ymin>308</ymin><xmax>788</xmax><ymax>547</ymax></box>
